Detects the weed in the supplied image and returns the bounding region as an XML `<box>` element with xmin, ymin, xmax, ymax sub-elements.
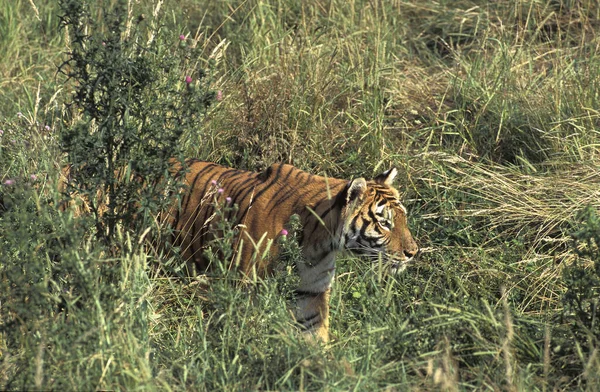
<box><xmin>58</xmin><ymin>0</ymin><xmax>216</xmax><ymax>245</ymax></box>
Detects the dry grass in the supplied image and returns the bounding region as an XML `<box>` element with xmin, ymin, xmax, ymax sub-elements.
<box><xmin>2</xmin><ymin>0</ymin><xmax>600</xmax><ymax>390</ymax></box>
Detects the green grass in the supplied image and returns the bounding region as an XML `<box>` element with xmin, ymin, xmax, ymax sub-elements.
<box><xmin>2</xmin><ymin>0</ymin><xmax>600</xmax><ymax>390</ymax></box>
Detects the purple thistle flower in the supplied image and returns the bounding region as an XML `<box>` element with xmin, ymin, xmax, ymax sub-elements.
<box><xmin>225</xmin><ymin>197</ymin><xmax>232</xmax><ymax>204</ymax></box>
<box><xmin>216</xmin><ymin>90</ymin><xmax>223</xmax><ymax>101</ymax></box>
<box><xmin>185</xmin><ymin>75</ymin><xmax>192</xmax><ymax>84</ymax></box>
<box><xmin>3</xmin><ymin>179</ymin><xmax>15</xmax><ymax>186</ymax></box>
<box><xmin>44</xmin><ymin>125</ymin><xmax>51</xmax><ymax>131</ymax></box>
<box><xmin>30</xmin><ymin>174</ymin><xmax>38</xmax><ymax>181</ymax></box>
<box><xmin>211</xmin><ymin>180</ymin><xmax>217</xmax><ymax>185</ymax></box>
<box><xmin>217</xmin><ymin>188</ymin><xmax>224</xmax><ymax>194</ymax></box>
<box><xmin>280</xmin><ymin>229</ymin><xmax>288</xmax><ymax>236</ymax></box>
<box><xmin>179</xmin><ymin>34</ymin><xmax>186</xmax><ymax>41</ymax></box>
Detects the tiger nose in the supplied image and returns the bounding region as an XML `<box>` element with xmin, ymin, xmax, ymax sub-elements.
<box><xmin>404</xmin><ymin>244</ymin><xmax>419</xmax><ymax>259</ymax></box>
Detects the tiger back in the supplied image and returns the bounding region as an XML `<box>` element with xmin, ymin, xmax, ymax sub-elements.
<box><xmin>166</xmin><ymin>161</ymin><xmax>419</xmax><ymax>342</ymax></box>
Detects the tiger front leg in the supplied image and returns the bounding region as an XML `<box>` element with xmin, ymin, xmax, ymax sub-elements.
<box><xmin>295</xmin><ymin>289</ymin><xmax>331</xmax><ymax>342</ymax></box>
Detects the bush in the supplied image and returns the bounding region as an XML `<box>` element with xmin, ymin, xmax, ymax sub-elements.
<box><xmin>0</xmin><ymin>184</ymin><xmax>155</xmax><ymax>389</ymax></box>
<box><xmin>561</xmin><ymin>206</ymin><xmax>600</xmax><ymax>381</ymax></box>
<box><xmin>58</xmin><ymin>0</ymin><xmax>216</xmax><ymax>245</ymax></box>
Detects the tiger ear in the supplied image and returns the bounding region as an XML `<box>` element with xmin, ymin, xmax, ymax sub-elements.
<box><xmin>346</xmin><ymin>178</ymin><xmax>367</xmax><ymax>205</ymax></box>
<box><xmin>374</xmin><ymin>168</ymin><xmax>398</xmax><ymax>185</ymax></box>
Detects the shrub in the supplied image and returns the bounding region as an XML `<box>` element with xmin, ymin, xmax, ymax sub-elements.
<box><xmin>563</xmin><ymin>206</ymin><xmax>600</xmax><ymax>361</ymax></box>
<box><xmin>58</xmin><ymin>0</ymin><xmax>216</xmax><ymax>245</ymax></box>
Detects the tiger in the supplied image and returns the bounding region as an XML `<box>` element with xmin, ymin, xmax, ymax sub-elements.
<box><xmin>165</xmin><ymin>160</ymin><xmax>419</xmax><ymax>342</ymax></box>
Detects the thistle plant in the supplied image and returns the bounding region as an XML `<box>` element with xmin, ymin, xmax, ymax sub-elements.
<box><xmin>564</xmin><ymin>206</ymin><xmax>600</xmax><ymax>352</ymax></box>
<box><xmin>58</xmin><ymin>0</ymin><xmax>216</xmax><ymax>246</ymax></box>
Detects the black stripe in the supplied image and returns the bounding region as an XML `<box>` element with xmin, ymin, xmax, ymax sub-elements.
<box><xmin>170</xmin><ymin>196</ymin><xmax>183</xmax><ymax>237</ymax></box>
<box><xmin>179</xmin><ymin>169</ymin><xmax>203</xmax><ymax>219</ymax></box>
<box><xmin>229</xmin><ymin>175</ymin><xmax>262</xmax><ymax>213</ymax></box>
<box><xmin>313</xmin><ymin>249</ymin><xmax>332</xmax><ymax>262</ymax></box>
<box><xmin>223</xmin><ymin>174</ymin><xmax>257</xmax><ymax>223</ymax></box>
<box><xmin>318</xmin><ymin>198</ymin><xmax>339</xmax><ymax>221</ymax></box>
<box><xmin>257</xmin><ymin>165</ymin><xmax>273</xmax><ymax>181</ymax></box>
<box><xmin>217</xmin><ymin>168</ymin><xmax>245</xmax><ymax>185</ymax></box>
<box><xmin>298</xmin><ymin>173</ymin><xmax>312</xmax><ymax>189</ymax></box>
<box><xmin>304</xmin><ymin>213</ymin><xmax>322</xmax><ymax>241</ymax></box>
<box><xmin>344</xmin><ymin>233</ymin><xmax>353</xmax><ymax>244</ymax></box>
<box><xmin>230</xmin><ymin>178</ymin><xmax>257</xmax><ymax>222</ymax></box>
<box><xmin>181</xmin><ymin>163</ymin><xmax>218</xmax><ymax>214</ymax></box>
<box><xmin>301</xmin><ymin>189</ymin><xmax>336</xmax><ymax>239</ymax></box>
<box><xmin>313</xmin><ymin>184</ymin><xmax>348</xmax><ymax>231</ymax></box>
<box><xmin>349</xmin><ymin>214</ymin><xmax>360</xmax><ymax>231</ymax></box>
<box><xmin>250</xmin><ymin>164</ymin><xmax>286</xmax><ymax>202</ymax></box>
<box><xmin>188</xmin><ymin>172</ymin><xmax>221</xmax><ymax>258</ymax></box>
<box><xmin>377</xmin><ymin>198</ymin><xmax>388</xmax><ymax>207</ymax></box>
<box><xmin>234</xmin><ymin>201</ymin><xmax>253</xmax><ymax>226</ymax></box>
<box><xmin>295</xmin><ymin>289</ymin><xmax>320</xmax><ymax>298</ymax></box>
<box><xmin>229</xmin><ymin>175</ymin><xmax>259</xmax><ymax>200</ymax></box>
<box><xmin>174</xmin><ymin>164</ymin><xmax>215</xmax><ymax>250</ymax></box>
<box><xmin>197</xmin><ymin>173</ymin><xmax>222</xmax><ymax>221</ymax></box>
<box><xmin>366</xmin><ymin>235</ymin><xmax>383</xmax><ymax>247</ymax></box>
<box><xmin>358</xmin><ymin>221</ymin><xmax>369</xmax><ymax>240</ymax></box>
<box><xmin>234</xmin><ymin>165</ymin><xmax>285</xmax><ymax>224</ymax></box>
<box><xmin>172</xmin><ymin>158</ymin><xmax>195</xmax><ymax>179</ymax></box>
<box><xmin>292</xmin><ymin>169</ymin><xmax>304</xmax><ymax>182</ymax></box>
<box><xmin>367</xmin><ymin>208</ymin><xmax>378</xmax><ymax>223</ymax></box>
<box><xmin>169</xmin><ymin>160</ymin><xmax>200</xmax><ymax>224</ymax></box>
<box><xmin>298</xmin><ymin>314</ymin><xmax>322</xmax><ymax>330</ymax></box>
<box><xmin>226</xmin><ymin>170</ymin><xmax>250</xmax><ymax>185</ymax></box>
<box><xmin>228</xmin><ymin>175</ymin><xmax>260</xmax><ymax>202</ymax></box>
<box><xmin>296</xmin><ymin>313</ymin><xmax>320</xmax><ymax>328</ymax></box>
<box><xmin>265</xmin><ymin>186</ymin><xmax>298</xmax><ymax>215</ymax></box>
<box><xmin>184</xmin><ymin>158</ymin><xmax>203</xmax><ymax>167</ymax></box>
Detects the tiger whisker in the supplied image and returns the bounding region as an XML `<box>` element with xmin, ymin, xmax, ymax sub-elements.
<box><xmin>347</xmin><ymin>242</ymin><xmax>410</xmax><ymax>264</ymax></box>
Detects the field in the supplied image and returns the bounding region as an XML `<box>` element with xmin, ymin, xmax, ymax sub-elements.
<box><xmin>1</xmin><ymin>0</ymin><xmax>600</xmax><ymax>390</ymax></box>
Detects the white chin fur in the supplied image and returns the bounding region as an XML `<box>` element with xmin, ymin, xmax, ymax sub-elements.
<box><xmin>390</xmin><ymin>263</ymin><xmax>407</xmax><ymax>274</ymax></box>
<box><xmin>389</xmin><ymin>258</ymin><xmax>412</xmax><ymax>274</ymax></box>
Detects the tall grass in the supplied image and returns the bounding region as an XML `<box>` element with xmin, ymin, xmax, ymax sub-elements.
<box><xmin>1</xmin><ymin>0</ymin><xmax>600</xmax><ymax>390</ymax></box>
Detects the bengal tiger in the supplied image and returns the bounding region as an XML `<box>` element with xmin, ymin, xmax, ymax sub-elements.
<box><xmin>165</xmin><ymin>160</ymin><xmax>419</xmax><ymax>342</ymax></box>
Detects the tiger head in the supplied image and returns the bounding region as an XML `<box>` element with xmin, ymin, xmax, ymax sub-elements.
<box><xmin>341</xmin><ymin>168</ymin><xmax>419</xmax><ymax>273</ymax></box>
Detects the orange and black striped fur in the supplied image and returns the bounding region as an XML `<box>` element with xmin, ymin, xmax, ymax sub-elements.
<box><xmin>165</xmin><ymin>161</ymin><xmax>419</xmax><ymax>341</ymax></box>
